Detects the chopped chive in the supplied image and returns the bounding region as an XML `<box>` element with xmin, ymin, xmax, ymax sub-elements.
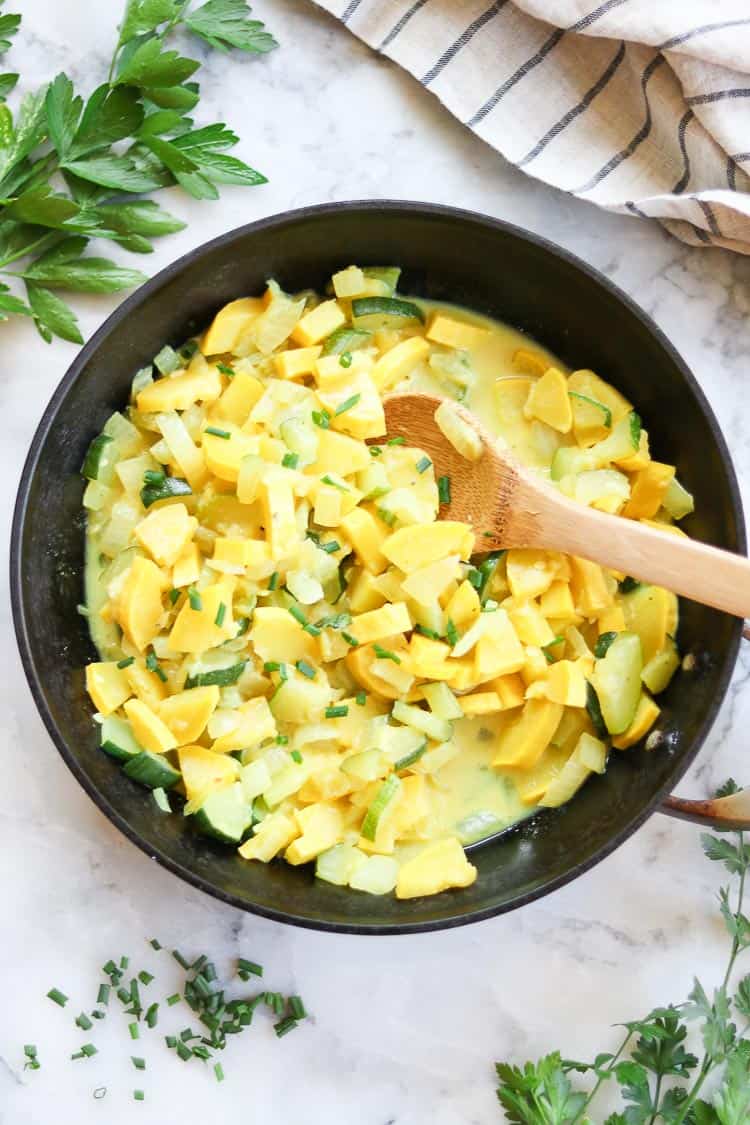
<box><xmin>205</xmin><ymin>426</ymin><xmax>231</xmax><ymax>439</ymax></box>
<box><xmin>167</xmin><ymin>993</ymin><xmax>181</xmax><ymax>1006</ymax></box>
<box><xmin>355</xmin><ymin>691</ymin><xmax>366</xmax><ymax>706</ymax></box>
<box><xmin>145</xmin><ymin>651</ymin><xmax>167</xmax><ymax>682</ymax></box>
<box><xmin>312</xmin><ymin>409</ymin><xmax>330</xmax><ymax>429</ymax></box>
<box><xmin>276</xmin><ymin>734</ymin><xmax>289</xmax><ymax>745</ymax></box>
<box><xmin>23</xmin><ymin>1044</ymin><xmax>38</xmax><ymax>1062</ymax></box>
<box><xmin>149</xmin><ymin>939</ymin><xmax>161</xmax><ymax>951</ymax></box>
<box><xmin>97</xmin><ymin>984</ymin><xmax>110</xmax><ymax>1005</ymax></box>
<box><xmin>342</xmin><ymin>631</ymin><xmax>359</xmax><ymax>647</ymax></box>
<box><xmin>91</xmin><ymin>1010</ymin><xmax>105</xmax><ymax>1020</ymax></box>
<box><xmin>321</xmin><ymin>540</ymin><xmax>340</xmax><ymax>553</ymax></box>
<box><xmin>467</xmin><ymin>567</ymin><xmax>482</xmax><ymax>589</ymax></box>
<box><xmin>129</xmin><ymin>1022</ymin><xmax>139</xmax><ymax>1040</ymax></box>
<box><xmin>288</xmin><ymin>605</ymin><xmax>321</xmax><ymax>636</ymax></box>
<box><xmin>188</xmin><ymin>586</ymin><xmax>202</xmax><ymax>612</ymax></box>
<box><xmin>143</xmin><ymin>469</ymin><xmax>166</xmax><ymax>486</ymax></box>
<box><xmin>414</xmin><ymin>623</ymin><xmax>440</xmax><ymax>640</ymax></box>
<box><xmin>237</xmin><ymin>958</ymin><xmax>263</xmax><ymax>978</ymax></box>
<box><xmin>264</xmin><ymin>660</ymin><xmax>281</xmax><ymax>673</ymax></box>
<box><xmin>77</xmin><ymin>603</ymin><xmax>90</xmax><ymax>617</ymax></box>
<box><xmin>321</xmin><ymin>473</ymin><xmax>349</xmax><ymax>492</ymax></box>
<box><xmin>76</xmin><ymin>1012</ymin><xmax>93</xmax><ymax>1031</ymax></box>
<box><xmin>214</xmin><ymin>1061</ymin><xmax>225</xmax><ymax>1082</ymax></box>
<box><xmin>290</xmin><ymin>749</ymin><xmax>303</xmax><ymax>764</ymax></box>
<box><xmin>145</xmin><ymin>1003</ymin><xmax>159</xmax><ymax>1028</ymax></box>
<box><xmin>415</xmin><ymin>455</ymin><xmax>432</xmax><ymax>473</ymax></box>
<box><xmin>376</xmin><ymin>506</ymin><xmax>396</xmax><ymax>526</ymax></box>
<box><xmin>282</xmin><ymin>451</ymin><xmax>299</xmax><ymax>469</ymax></box>
<box><xmin>334</xmin><ymin>392</ymin><xmax>361</xmax><ymax>416</ymax></box>
<box><xmin>117</xmin><ymin>986</ymin><xmax>131</xmax><ymax>1005</ymax></box>
<box><xmin>117</xmin><ymin>656</ymin><xmax>135</xmax><ymax>669</ymax></box>
<box><xmin>192</xmin><ymin>1044</ymin><xmax>211</xmax><ymax>1060</ymax></box>
<box><xmin>339</xmin><ymin>351</ymin><xmax>353</xmax><ymax>368</ymax></box>
<box><xmin>369</xmin><ymin>445</ymin><xmax>382</xmax><ymax>457</ymax></box>
<box><xmin>204</xmin><ymin>962</ymin><xmax>217</xmax><ymax>983</ymax></box>
<box><xmin>268</xmin><ymin>570</ymin><xmax>279</xmax><ymax>591</ymax></box>
<box><xmin>173</xmin><ymin>949</ymin><xmax>191</xmax><ymax>969</ymax></box>
<box><xmin>445</xmin><ymin>618</ymin><xmax>459</xmax><ymax>646</ymax></box>
<box><xmin>47</xmin><ymin>988</ymin><xmax>68</xmax><ymax>1008</ymax></box>
<box><xmin>131</xmin><ymin>1056</ymin><xmax>146</xmax><ymax>1071</ymax></box>
<box><xmin>214</xmin><ymin>602</ymin><xmax>226</xmax><ymax>628</ymax></box>
<box><xmin>121</xmin><ymin>957</ymin><xmax>130</xmax><ymax>971</ymax></box>
<box><xmin>274</xmin><ymin>1016</ymin><xmax>299</xmax><ymax>1038</ymax></box>
<box><xmin>438</xmin><ymin>475</ymin><xmax>451</xmax><ymax>504</ymax></box>
<box><xmin>103</xmin><ymin>960</ymin><xmax>118</xmax><ymax>977</ymax></box>
<box><xmin>295</xmin><ymin>660</ymin><xmax>316</xmax><ymax>680</ymax></box>
<box><xmin>387</xmin><ymin>436</ymin><xmax>405</xmax><ymax>445</ymax></box>
<box><xmin>176</xmin><ymin>1040</ymin><xmax>192</xmax><ymax>1061</ymax></box>
<box><xmin>134</xmin><ymin>1090</ymin><xmax>145</xmax><ymax>1102</ymax></box>
<box><xmin>169</xmin><ymin>588</ymin><xmax>180</xmax><ymax>605</ymax></box>
<box><xmin>217</xmin><ymin>362</ymin><xmax>235</xmax><ymax>377</ymax></box>
<box><xmin>289</xmin><ymin>996</ymin><xmax>307</xmax><ymax>1020</ymax></box>
<box><xmin>373</xmin><ymin>644</ymin><xmax>401</xmax><ymax>664</ymax></box>
<box><xmin>165</xmin><ymin>1034</ymin><xmax>178</xmax><ymax>1047</ymax></box>
<box><xmin>325</xmin><ymin>705</ymin><xmax>349</xmax><ymax>718</ymax></box>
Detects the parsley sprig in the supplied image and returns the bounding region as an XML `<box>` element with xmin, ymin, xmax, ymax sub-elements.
<box><xmin>496</xmin><ymin>779</ymin><xmax>750</xmax><ymax>1125</ymax></box>
<box><xmin>0</xmin><ymin>0</ymin><xmax>276</xmax><ymax>343</ymax></box>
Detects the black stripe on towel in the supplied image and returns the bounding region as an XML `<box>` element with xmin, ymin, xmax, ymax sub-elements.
<box><xmin>625</xmin><ymin>201</ymin><xmax>649</xmax><ymax>219</ymax></box>
<box><xmin>341</xmin><ymin>0</ymin><xmax>365</xmax><ymax>23</ymax></box>
<box><xmin>421</xmin><ymin>1</ymin><xmax>507</xmax><ymax>87</ymax></box>
<box><xmin>574</xmin><ymin>55</ymin><xmax>666</xmax><ymax>193</ymax></box>
<box><xmin>380</xmin><ymin>0</ymin><xmax>430</xmax><ymax>50</ymax></box>
<box><xmin>660</xmin><ymin>18</ymin><xmax>750</xmax><ymax>50</ymax></box>
<box><xmin>687</xmin><ymin>88</ymin><xmax>750</xmax><ymax>106</ymax></box>
<box><xmin>672</xmin><ymin>110</ymin><xmax>694</xmax><ymax>193</ymax></box>
<box><xmin>696</xmin><ymin>199</ymin><xmax>721</xmax><ymax>237</ymax></box>
<box><xmin>518</xmin><ymin>41</ymin><xmax>626</xmax><ymax>168</ymax></box>
<box><xmin>468</xmin><ymin>0</ymin><xmax>630</xmax><ymax>127</ymax></box>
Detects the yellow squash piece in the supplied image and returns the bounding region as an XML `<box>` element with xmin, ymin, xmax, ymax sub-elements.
<box><xmin>316</xmin><ymin>371</ymin><xmax>386</xmax><ymax>441</ymax></box>
<box><xmin>444</xmin><ymin>580</ymin><xmax>481</xmax><ymax>631</ymax></box>
<box><xmin>508</xmin><ymin>601</ymin><xmax>555</xmax><ymax>647</ymax></box>
<box><xmin>340</xmin><ymin>507</ymin><xmax>390</xmax><ymax>574</ymax></box>
<box><xmin>274</xmin><ymin>346</ymin><xmax>322</xmax><ymax>380</ymax></box>
<box><xmin>168</xmin><ymin>578</ymin><xmax>235</xmax><ymax>653</ymax></box>
<box><xmin>172</xmin><ymin>542</ymin><xmax>201</xmax><ymax>588</ymax></box>
<box><xmin>250</xmin><ymin>607</ymin><xmax>318</xmax><ymax>663</ymax></box>
<box><xmin>396</xmin><ymin>837</ymin><xmax>477</xmax><ymax>899</ymax></box>
<box><xmin>202</xmin><ymin>297</ymin><xmax>264</xmax><ymax>354</ymax></box>
<box><xmin>292</xmin><ymin>299</ymin><xmax>346</xmax><ymax>346</ymax></box>
<box><xmin>426</xmin><ymin>314</ymin><xmax>488</xmax><ymax>351</ymax></box>
<box><xmin>523</xmin><ymin>367</ymin><xmax>572</xmax><ymax>433</ymax></box>
<box><xmin>372</xmin><ymin>337</ymin><xmax>430</xmax><ymax>392</ymax></box>
<box><xmin>382</xmin><ymin>521</ymin><xmax>473</xmax><ymax>572</ymax></box>
<box><xmin>211</xmin><ymin>696</ymin><xmax>277</xmax><ymax>755</ymax></box>
<box><xmin>623</xmin><ymin>462</ymin><xmax>676</xmax><ymax>520</ymax></box>
<box><xmin>539</xmin><ymin>579</ymin><xmax>576</xmax><ymax>622</ymax></box>
<box><xmin>489</xmin><ymin>673</ymin><xmax>526</xmax><ymax>710</ymax></box>
<box><xmin>125</xmin><ymin>661</ymin><xmax>168</xmax><ymax>710</ymax></box>
<box><xmin>135</xmin><ymin>503</ymin><xmax>197</xmax><ymax>568</ymax></box>
<box><xmin>239</xmin><ymin>812</ymin><xmax>299</xmax><ymax>862</ymax></box>
<box><xmin>349</xmin><ymin>601</ymin><xmax>412</xmax><ymax>645</ymax></box>
<box><xmin>136</xmin><ymin>362</ymin><xmax>222</xmax><ymax>414</ymax></box>
<box><xmin>622</xmin><ymin>584</ymin><xmax>677</xmax><ymax>663</ymax></box>
<box><xmin>115</xmin><ymin>556</ymin><xmax>166</xmax><ymax>652</ymax></box>
<box><xmin>212</xmin><ymin>371</ymin><xmax>264</xmax><ymax>426</ymax></box>
<box><xmin>459</xmin><ymin>691</ymin><xmax>502</xmax><ymax>716</ymax></box>
<box><xmin>178</xmin><ymin>744</ymin><xmax>238</xmax><ymax>803</ymax></box>
<box><xmin>259</xmin><ymin>474</ymin><xmax>298</xmax><ymax>557</ymax></box>
<box><xmin>124</xmin><ymin>698</ymin><xmax>177</xmax><ymax>753</ymax></box>
<box><xmin>612</xmin><ymin>694</ymin><xmax>660</xmax><ymax>749</ymax></box>
<box><xmin>159</xmin><ymin>685</ymin><xmax>220</xmax><ymax>745</ymax></box>
<box><xmin>85</xmin><ymin>662</ymin><xmax>132</xmax><ymax>716</ymax></box>
<box><xmin>202</xmin><ymin>429</ymin><xmax>259</xmax><ymax>483</ymax></box>
<box><xmin>492</xmin><ymin>699</ymin><xmax>563</xmax><ymax>768</ymax></box>
<box><xmin>512</xmin><ymin>348</ymin><xmax>549</xmax><ymax>377</ymax></box>
<box><xmin>570</xmin><ymin>556</ymin><xmax>613</xmax><ymax>617</ymax></box>
<box><xmin>285</xmin><ymin>803</ymin><xmax>344</xmax><ymax>865</ymax></box>
<box><xmin>309</xmin><ymin>428</ymin><xmax>372</xmax><ymax>476</ymax></box>
<box><xmin>506</xmin><ymin>549</ymin><xmax>557</xmax><ymax>600</ymax></box>
<box><xmin>527</xmin><ymin>659</ymin><xmax>587</xmax><ymax>707</ymax></box>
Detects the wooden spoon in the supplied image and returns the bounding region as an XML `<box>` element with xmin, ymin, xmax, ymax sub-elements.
<box><xmin>383</xmin><ymin>393</ymin><xmax>750</xmax><ymax>619</ymax></box>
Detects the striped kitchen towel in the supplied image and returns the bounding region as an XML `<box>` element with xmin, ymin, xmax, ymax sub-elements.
<box><xmin>314</xmin><ymin>0</ymin><xmax>750</xmax><ymax>253</ymax></box>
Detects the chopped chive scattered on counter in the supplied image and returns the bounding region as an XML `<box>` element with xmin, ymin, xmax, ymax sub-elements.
<box><xmin>217</xmin><ymin>363</ymin><xmax>235</xmax><ymax>377</ymax></box>
<box><xmin>145</xmin><ymin>1004</ymin><xmax>159</xmax><ymax>1028</ymax></box>
<box><xmin>117</xmin><ymin>656</ymin><xmax>135</xmax><ymax>669</ymax></box>
<box><xmin>289</xmin><ymin>996</ymin><xmax>306</xmax><ymax>1020</ymax></box>
<box><xmin>97</xmin><ymin>984</ymin><xmax>110</xmax><ymax>1005</ymax></box>
<box><xmin>76</xmin><ymin>1012</ymin><xmax>93</xmax><ymax>1030</ymax></box>
<box><xmin>387</xmin><ymin>435</ymin><xmax>405</xmax><ymax>445</ymax></box>
<box><xmin>129</xmin><ymin>1023</ymin><xmax>140</xmax><ymax>1040</ymax></box>
<box><xmin>133</xmin><ymin>1090</ymin><xmax>145</xmax><ymax>1101</ymax></box>
<box><xmin>438</xmin><ymin>474</ymin><xmax>451</xmax><ymax>504</ymax></box>
<box><xmin>415</xmin><ymin>455</ymin><xmax>431</xmax><ymax>473</ymax></box>
<box><xmin>325</xmin><ymin>705</ymin><xmax>349</xmax><ymax>718</ymax></box>
<box><xmin>205</xmin><ymin>426</ymin><xmax>231</xmax><ymax>439</ymax></box>
<box><xmin>290</xmin><ymin>749</ymin><xmax>303</xmax><ymax>764</ymax></box>
<box><xmin>282</xmin><ymin>451</ymin><xmax>299</xmax><ymax>469</ymax></box>
<box><xmin>295</xmin><ymin>660</ymin><xmax>316</xmax><ymax>680</ymax></box>
<box><xmin>373</xmin><ymin>644</ymin><xmax>401</xmax><ymax>664</ymax></box>
<box><xmin>188</xmin><ymin>587</ymin><xmax>202</xmax><ymax>612</ymax></box>
<box><xmin>47</xmin><ymin>988</ymin><xmax>68</xmax><ymax>1008</ymax></box>
<box><xmin>131</xmin><ymin>1056</ymin><xmax>146</xmax><ymax>1070</ymax></box>
<box><xmin>149</xmin><ymin>938</ymin><xmax>161</xmax><ymax>951</ymax></box>
<box><xmin>274</xmin><ymin>1017</ymin><xmax>298</xmax><ymax>1038</ymax></box>
<box><xmin>214</xmin><ymin>602</ymin><xmax>226</xmax><ymax>628</ymax></box>
<box><xmin>214</xmin><ymin>1062</ymin><xmax>225</xmax><ymax>1082</ymax></box>
<box><xmin>238</xmin><ymin>959</ymin><xmax>263</xmax><ymax>979</ymax></box>
<box><xmin>23</xmin><ymin>1045</ymin><xmax>40</xmax><ymax>1071</ymax></box>
<box><xmin>173</xmin><ymin>950</ymin><xmax>191</xmax><ymax>970</ymax></box>
<box><xmin>167</xmin><ymin>993</ymin><xmax>181</xmax><ymax>1006</ymax></box>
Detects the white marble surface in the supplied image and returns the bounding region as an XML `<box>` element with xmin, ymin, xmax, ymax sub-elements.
<box><xmin>2</xmin><ymin>2</ymin><xmax>750</xmax><ymax>1122</ymax></box>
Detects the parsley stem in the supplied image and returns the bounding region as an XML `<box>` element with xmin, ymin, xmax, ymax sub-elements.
<box><xmin>568</xmin><ymin>1028</ymin><xmax>633</xmax><ymax>1125</ymax></box>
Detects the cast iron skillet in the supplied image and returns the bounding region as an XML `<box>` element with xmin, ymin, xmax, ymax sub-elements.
<box><xmin>11</xmin><ymin>202</ymin><xmax>746</xmax><ymax>934</ymax></box>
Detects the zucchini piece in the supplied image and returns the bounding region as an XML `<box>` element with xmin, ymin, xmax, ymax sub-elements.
<box><xmin>586</xmin><ymin>682</ymin><xmax>608</xmax><ymax>740</ymax></box>
<box><xmin>153</xmin><ymin>345</ymin><xmax>181</xmax><ymax>375</ymax></box>
<box><xmin>662</xmin><ymin>477</ymin><xmax>695</xmax><ymax>520</ymax></box>
<box><xmin>316</xmin><ymin>843</ymin><xmax>368</xmax><ymax>886</ymax></box>
<box><xmin>594</xmin><ymin>631</ymin><xmax>618</xmax><ymax>659</ymax></box>
<box><xmin>391</xmin><ymin>700</ymin><xmax>452</xmax><ymax>743</ymax></box>
<box><xmin>351</xmin><ymin>296</ymin><xmax>424</xmax><ymax>331</ymax></box>
<box><xmin>455</xmin><ymin>810</ymin><xmax>506</xmax><ymax>845</ymax></box>
<box><xmin>589</xmin><ymin>632</ymin><xmax>643</xmax><ymax>735</ymax></box>
<box><xmin>568</xmin><ymin>391</ymin><xmax>612</xmax><ymax>428</ymax></box>
<box><xmin>641</xmin><ymin>639</ymin><xmax>680</xmax><ymax>695</ymax></box>
<box><xmin>123</xmin><ymin>750</ymin><xmax>181</xmax><ymax>790</ymax></box>
<box><xmin>320</xmin><ymin>326</ymin><xmax>372</xmax><ymax>356</ymax></box>
<box><xmin>153</xmin><ymin>787</ymin><xmax>171</xmax><ymax>812</ymax></box>
<box><xmin>140</xmin><ymin>471</ymin><xmax>192</xmax><ymax>509</ymax></box>
<box><xmin>279</xmin><ymin>415</ymin><xmax>318</xmax><ymax>467</ymax></box>
<box><xmin>360</xmin><ymin>774</ymin><xmax>401</xmax><ymax>841</ymax></box>
<box><xmin>184</xmin><ymin>662</ymin><xmax>247</xmax><ymax>689</ymax></box>
<box><xmin>192</xmin><ymin>782</ymin><xmax>252</xmax><ymax>844</ymax></box>
<box><xmin>341</xmin><ymin>749</ymin><xmax>391</xmax><ymax>783</ymax></box>
<box><xmin>100</xmin><ymin>716</ymin><xmax>143</xmax><ymax>762</ymax></box>
<box><xmin>363</xmin><ymin>266</ymin><xmax>401</xmax><ymax>294</ymax></box>
<box><xmin>394</xmin><ymin>740</ymin><xmax>428</xmax><ymax>771</ymax></box>
<box><xmin>551</xmin><ymin>412</ymin><xmax>641</xmax><ymax>480</ymax></box>
<box><xmin>81</xmin><ymin>434</ymin><xmax>115</xmax><ymax>481</ymax></box>
<box><xmin>348</xmin><ymin>854</ymin><xmax>399</xmax><ymax>894</ymax></box>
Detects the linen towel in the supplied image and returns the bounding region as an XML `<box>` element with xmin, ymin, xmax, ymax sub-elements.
<box><xmin>313</xmin><ymin>0</ymin><xmax>750</xmax><ymax>253</ymax></box>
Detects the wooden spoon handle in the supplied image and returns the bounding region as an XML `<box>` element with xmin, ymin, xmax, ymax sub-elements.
<box><xmin>520</xmin><ymin>480</ymin><xmax>750</xmax><ymax>618</ymax></box>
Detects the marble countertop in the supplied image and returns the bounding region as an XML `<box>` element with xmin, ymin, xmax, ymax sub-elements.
<box><xmin>2</xmin><ymin>2</ymin><xmax>750</xmax><ymax>1122</ymax></box>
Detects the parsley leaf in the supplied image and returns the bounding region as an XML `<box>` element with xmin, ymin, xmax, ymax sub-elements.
<box><xmin>496</xmin><ymin>1052</ymin><xmax>587</xmax><ymax>1125</ymax></box>
<box><xmin>25</xmin><ymin>282</ymin><xmax>82</xmax><ymax>344</ymax></box>
<box><xmin>185</xmin><ymin>0</ymin><xmax>278</xmax><ymax>54</ymax></box>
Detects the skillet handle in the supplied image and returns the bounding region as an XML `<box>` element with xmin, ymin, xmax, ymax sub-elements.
<box><xmin>659</xmin><ymin>626</ymin><xmax>750</xmax><ymax>830</ymax></box>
